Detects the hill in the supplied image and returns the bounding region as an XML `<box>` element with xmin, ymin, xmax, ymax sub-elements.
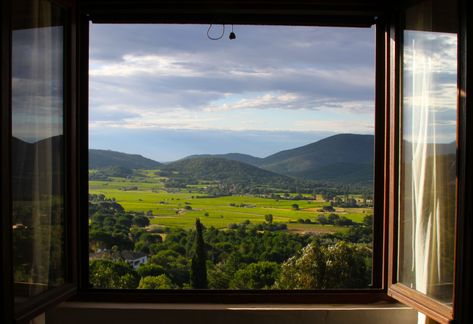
<box><xmin>89</xmin><ymin>149</ymin><xmax>161</xmax><ymax>169</ymax></box>
<box><xmin>179</xmin><ymin>134</ymin><xmax>375</xmax><ymax>186</ymax></box>
<box><xmin>258</xmin><ymin>134</ymin><xmax>374</xmax><ymax>185</ymax></box>
<box><xmin>162</xmin><ymin>157</ymin><xmax>298</xmax><ymax>187</ymax></box>
<box><xmin>182</xmin><ymin>153</ymin><xmax>263</xmax><ymax>166</ymax></box>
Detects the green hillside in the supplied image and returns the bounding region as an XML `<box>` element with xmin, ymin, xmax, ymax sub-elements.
<box><xmin>259</xmin><ymin>134</ymin><xmax>374</xmax><ymax>185</ymax></box>
<box><xmin>183</xmin><ymin>153</ymin><xmax>263</xmax><ymax>166</ymax></box>
<box><xmin>162</xmin><ymin>157</ymin><xmax>297</xmax><ymax>187</ymax></box>
<box><xmin>89</xmin><ymin>149</ymin><xmax>161</xmax><ymax>169</ymax></box>
<box><xmin>90</xmin><ymin>134</ymin><xmax>375</xmax><ymax>188</ymax></box>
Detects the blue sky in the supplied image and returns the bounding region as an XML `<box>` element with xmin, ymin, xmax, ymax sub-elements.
<box><xmin>89</xmin><ymin>24</ymin><xmax>376</xmax><ymax>161</ymax></box>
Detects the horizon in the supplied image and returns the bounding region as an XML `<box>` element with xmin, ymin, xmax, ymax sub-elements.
<box><xmin>90</xmin><ymin>132</ymin><xmax>375</xmax><ymax>163</ymax></box>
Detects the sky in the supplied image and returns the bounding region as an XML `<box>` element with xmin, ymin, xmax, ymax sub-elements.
<box><xmin>89</xmin><ymin>24</ymin><xmax>376</xmax><ymax>161</ymax></box>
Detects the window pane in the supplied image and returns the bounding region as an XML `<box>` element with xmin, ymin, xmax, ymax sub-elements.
<box><xmin>11</xmin><ymin>0</ymin><xmax>65</xmax><ymax>303</ymax></box>
<box><xmin>399</xmin><ymin>0</ymin><xmax>457</xmax><ymax>305</ymax></box>
<box><xmin>88</xmin><ymin>24</ymin><xmax>376</xmax><ymax>290</ymax></box>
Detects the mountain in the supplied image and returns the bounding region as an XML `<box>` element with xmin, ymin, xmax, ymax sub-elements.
<box><xmin>12</xmin><ymin>135</ymin><xmax>64</xmax><ymax>201</ymax></box>
<box><xmin>89</xmin><ymin>134</ymin><xmax>377</xmax><ymax>186</ymax></box>
<box><xmin>179</xmin><ymin>134</ymin><xmax>375</xmax><ymax>186</ymax></box>
<box><xmin>89</xmin><ymin>149</ymin><xmax>161</xmax><ymax>169</ymax></box>
<box><xmin>182</xmin><ymin>153</ymin><xmax>263</xmax><ymax>166</ymax></box>
<box><xmin>256</xmin><ymin>134</ymin><xmax>374</xmax><ymax>185</ymax></box>
<box><xmin>162</xmin><ymin>157</ymin><xmax>296</xmax><ymax>186</ymax></box>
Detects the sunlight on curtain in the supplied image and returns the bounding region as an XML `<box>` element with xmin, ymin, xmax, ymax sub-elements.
<box><xmin>399</xmin><ymin>22</ymin><xmax>457</xmax><ymax>324</ymax></box>
<box><xmin>11</xmin><ymin>0</ymin><xmax>65</xmax><ymax>304</ymax></box>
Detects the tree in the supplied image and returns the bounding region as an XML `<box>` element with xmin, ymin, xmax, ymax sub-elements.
<box><xmin>136</xmin><ymin>263</ymin><xmax>165</xmax><ymax>277</ymax></box>
<box><xmin>229</xmin><ymin>261</ymin><xmax>280</xmax><ymax>289</ymax></box>
<box><xmin>89</xmin><ymin>260</ymin><xmax>139</xmax><ymax>289</ymax></box>
<box><xmin>275</xmin><ymin>241</ymin><xmax>371</xmax><ymax>289</ymax></box>
<box><xmin>138</xmin><ymin>275</ymin><xmax>176</xmax><ymax>289</ymax></box>
<box><xmin>322</xmin><ymin>205</ymin><xmax>335</xmax><ymax>212</ymax></box>
<box><xmin>291</xmin><ymin>203</ymin><xmax>299</xmax><ymax>210</ymax></box>
<box><xmin>190</xmin><ymin>218</ymin><xmax>208</xmax><ymax>288</ymax></box>
<box><xmin>317</xmin><ymin>215</ymin><xmax>328</xmax><ymax>225</ymax></box>
<box><xmin>264</xmin><ymin>214</ymin><xmax>273</xmax><ymax>224</ymax></box>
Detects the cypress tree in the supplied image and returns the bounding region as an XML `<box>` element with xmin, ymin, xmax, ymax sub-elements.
<box><xmin>190</xmin><ymin>218</ymin><xmax>208</xmax><ymax>288</ymax></box>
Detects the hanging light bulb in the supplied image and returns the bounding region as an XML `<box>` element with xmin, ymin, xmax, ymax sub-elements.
<box><xmin>229</xmin><ymin>24</ymin><xmax>236</xmax><ymax>40</ymax></box>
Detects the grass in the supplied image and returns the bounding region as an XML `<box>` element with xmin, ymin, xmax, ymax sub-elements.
<box><xmin>89</xmin><ymin>172</ymin><xmax>372</xmax><ymax>232</ymax></box>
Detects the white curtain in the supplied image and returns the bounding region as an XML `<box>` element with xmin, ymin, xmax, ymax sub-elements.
<box><xmin>12</xmin><ymin>0</ymin><xmax>64</xmax><ymax>297</ymax></box>
<box><xmin>402</xmin><ymin>31</ymin><xmax>457</xmax><ymax>324</ymax></box>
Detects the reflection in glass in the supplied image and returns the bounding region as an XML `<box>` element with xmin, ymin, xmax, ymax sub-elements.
<box><xmin>399</xmin><ymin>5</ymin><xmax>457</xmax><ymax>309</ymax></box>
<box><xmin>11</xmin><ymin>0</ymin><xmax>65</xmax><ymax>303</ymax></box>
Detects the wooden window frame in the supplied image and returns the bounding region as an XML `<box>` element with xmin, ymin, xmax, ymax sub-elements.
<box><xmin>74</xmin><ymin>3</ymin><xmax>391</xmax><ymax>305</ymax></box>
<box><xmin>1</xmin><ymin>0</ymin><xmax>471</xmax><ymax>323</ymax></box>
<box><xmin>386</xmin><ymin>0</ymin><xmax>473</xmax><ymax>323</ymax></box>
<box><xmin>1</xmin><ymin>0</ymin><xmax>79</xmax><ymax>322</ymax></box>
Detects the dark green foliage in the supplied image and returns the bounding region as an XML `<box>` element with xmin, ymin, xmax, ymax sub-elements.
<box><xmin>317</xmin><ymin>214</ymin><xmax>328</xmax><ymax>225</ymax></box>
<box><xmin>322</xmin><ymin>205</ymin><xmax>335</xmax><ymax>212</ymax></box>
<box><xmin>138</xmin><ymin>275</ymin><xmax>176</xmax><ymax>289</ymax></box>
<box><xmin>183</xmin><ymin>153</ymin><xmax>263</xmax><ymax>166</ymax></box>
<box><xmin>88</xmin><ymin>195</ymin><xmax>372</xmax><ymax>290</ymax></box>
<box><xmin>89</xmin><ymin>259</ymin><xmax>140</xmax><ymax>289</ymax></box>
<box><xmin>276</xmin><ymin>240</ymin><xmax>371</xmax><ymax>289</ymax></box>
<box><xmin>162</xmin><ymin>157</ymin><xmax>316</xmax><ymax>191</ymax></box>
<box><xmin>190</xmin><ymin>219</ymin><xmax>208</xmax><ymax>289</ymax></box>
<box><xmin>89</xmin><ymin>194</ymin><xmax>152</xmax><ymax>251</ymax></box>
<box><xmin>133</xmin><ymin>215</ymin><xmax>150</xmax><ymax>227</ymax></box>
<box><xmin>102</xmin><ymin>165</ymin><xmax>134</xmax><ymax>177</ymax></box>
<box><xmin>136</xmin><ymin>264</ymin><xmax>165</xmax><ymax>278</ymax></box>
<box><xmin>230</xmin><ymin>261</ymin><xmax>280</xmax><ymax>289</ymax></box>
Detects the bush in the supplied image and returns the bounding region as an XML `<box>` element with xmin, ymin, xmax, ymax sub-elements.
<box><xmin>138</xmin><ymin>275</ymin><xmax>176</xmax><ymax>289</ymax></box>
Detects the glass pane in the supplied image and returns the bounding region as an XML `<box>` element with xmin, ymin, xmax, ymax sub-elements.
<box><xmin>11</xmin><ymin>0</ymin><xmax>65</xmax><ymax>303</ymax></box>
<box><xmin>88</xmin><ymin>24</ymin><xmax>376</xmax><ymax>290</ymax></box>
<box><xmin>399</xmin><ymin>0</ymin><xmax>457</xmax><ymax>305</ymax></box>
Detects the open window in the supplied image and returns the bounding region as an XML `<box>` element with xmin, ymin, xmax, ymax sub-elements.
<box><xmin>387</xmin><ymin>0</ymin><xmax>467</xmax><ymax>323</ymax></box>
<box><xmin>1</xmin><ymin>0</ymin><xmax>78</xmax><ymax>322</ymax></box>
<box><xmin>86</xmin><ymin>22</ymin><xmax>381</xmax><ymax>293</ymax></box>
<box><xmin>1</xmin><ymin>0</ymin><xmax>472</xmax><ymax>323</ymax></box>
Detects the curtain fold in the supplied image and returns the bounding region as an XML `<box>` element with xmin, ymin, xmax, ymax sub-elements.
<box><xmin>401</xmin><ymin>30</ymin><xmax>457</xmax><ymax>324</ymax></box>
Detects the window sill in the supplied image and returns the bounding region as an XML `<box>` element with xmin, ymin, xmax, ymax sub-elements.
<box><xmin>46</xmin><ymin>301</ymin><xmax>418</xmax><ymax>324</ymax></box>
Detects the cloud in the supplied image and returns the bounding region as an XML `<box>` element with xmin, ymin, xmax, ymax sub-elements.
<box><xmin>89</xmin><ymin>24</ymin><xmax>376</xmax><ymax>155</ymax></box>
<box><xmin>294</xmin><ymin>119</ymin><xmax>374</xmax><ymax>133</ymax></box>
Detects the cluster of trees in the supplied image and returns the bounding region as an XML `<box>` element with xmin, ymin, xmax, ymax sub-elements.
<box><xmin>89</xmin><ymin>194</ymin><xmax>373</xmax><ymax>290</ymax></box>
<box><xmin>89</xmin><ymin>166</ymin><xmax>134</xmax><ymax>180</ymax></box>
<box><xmin>89</xmin><ymin>194</ymin><xmax>153</xmax><ymax>252</ymax></box>
<box><xmin>89</xmin><ymin>197</ymin><xmax>373</xmax><ymax>290</ymax></box>
<box><xmin>316</xmin><ymin>213</ymin><xmax>355</xmax><ymax>226</ymax></box>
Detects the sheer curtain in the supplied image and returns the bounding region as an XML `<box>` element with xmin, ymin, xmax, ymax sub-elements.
<box><xmin>11</xmin><ymin>0</ymin><xmax>65</xmax><ymax>300</ymax></box>
<box><xmin>401</xmin><ymin>31</ymin><xmax>457</xmax><ymax>324</ymax></box>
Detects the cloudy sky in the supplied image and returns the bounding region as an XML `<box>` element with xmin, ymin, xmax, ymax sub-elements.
<box><xmin>89</xmin><ymin>24</ymin><xmax>376</xmax><ymax>161</ymax></box>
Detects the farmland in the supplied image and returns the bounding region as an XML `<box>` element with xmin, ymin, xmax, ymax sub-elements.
<box><xmin>89</xmin><ymin>169</ymin><xmax>371</xmax><ymax>234</ymax></box>
<box><xmin>87</xmin><ymin>142</ymin><xmax>375</xmax><ymax>290</ymax></box>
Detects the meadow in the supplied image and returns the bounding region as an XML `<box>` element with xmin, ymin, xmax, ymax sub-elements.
<box><xmin>89</xmin><ymin>169</ymin><xmax>372</xmax><ymax>234</ymax></box>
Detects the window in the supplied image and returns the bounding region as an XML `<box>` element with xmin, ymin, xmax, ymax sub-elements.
<box><xmin>2</xmin><ymin>0</ymin><xmax>77</xmax><ymax>322</ymax></box>
<box><xmin>387</xmin><ymin>0</ymin><xmax>462</xmax><ymax>323</ymax></box>
<box><xmin>87</xmin><ymin>23</ymin><xmax>378</xmax><ymax>291</ymax></box>
<box><xmin>0</xmin><ymin>0</ymin><xmax>471</xmax><ymax>323</ymax></box>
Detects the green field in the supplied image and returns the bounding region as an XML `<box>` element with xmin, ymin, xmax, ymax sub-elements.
<box><xmin>89</xmin><ymin>170</ymin><xmax>372</xmax><ymax>234</ymax></box>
